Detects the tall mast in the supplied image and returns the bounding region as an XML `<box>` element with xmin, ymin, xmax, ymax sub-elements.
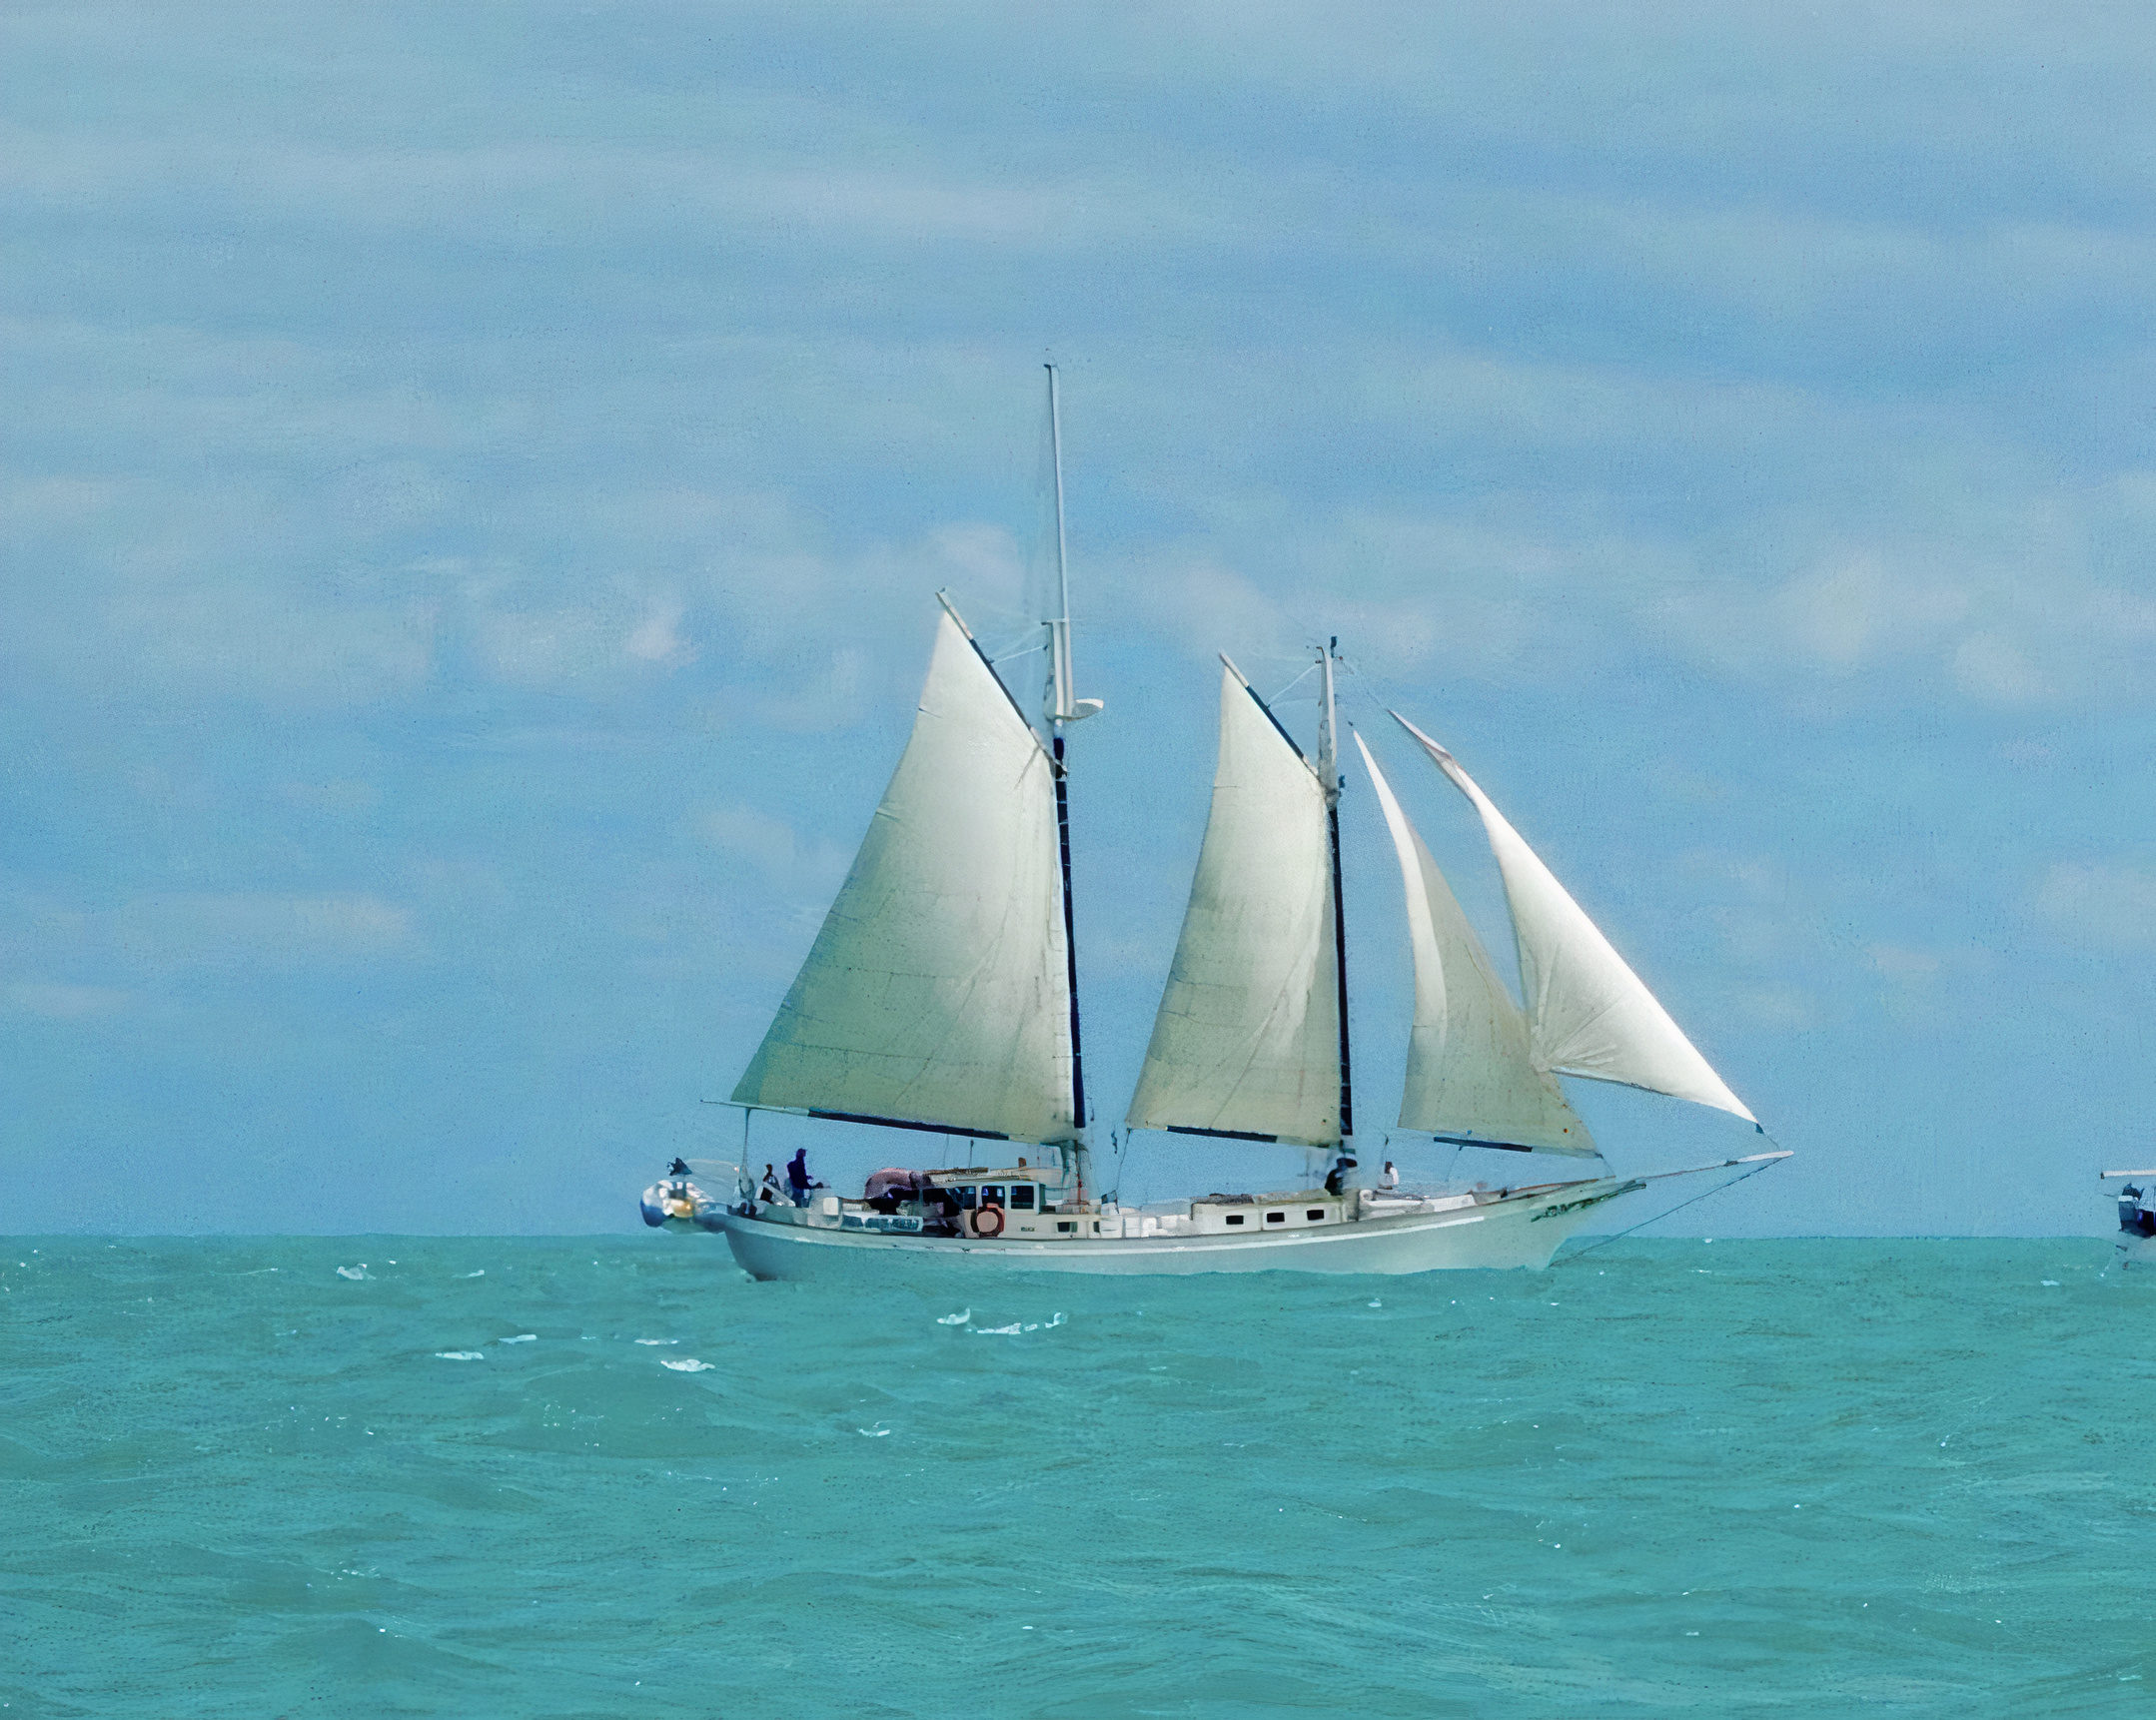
<box><xmin>1318</xmin><ymin>638</ymin><xmax>1356</xmax><ymax>1156</ymax></box>
<box><xmin>1044</xmin><ymin>364</ymin><xmax>1091</xmax><ymax>1199</ymax></box>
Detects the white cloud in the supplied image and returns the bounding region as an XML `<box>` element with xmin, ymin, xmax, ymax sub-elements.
<box><xmin>115</xmin><ymin>893</ymin><xmax>426</xmax><ymax>968</ymax></box>
<box><xmin>5</xmin><ymin>981</ymin><xmax>131</xmax><ymax>1019</ymax></box>
<box><xmin>626</xmin><ymin>598</ymin><xmax>695</xmax><ymax>668</ymax></box>
<box><xmin>2036</xmin><ymin>863</ymin><xmax>2156</xmax><ymax>950</ymax></box>
<box><xmin>699</xmin><ymin>805</ymin><xmax>851</xmax><ymax>895</ymax></box>
<box><xmin>1870</xmin><ymin>944</ymin><xmax>1943</xmax><ymax>983</ymax></box>
<box><xmin>1951</xmin><ymin>631</ymin><xmax>2051</xmax><ymax>705</ymax></box>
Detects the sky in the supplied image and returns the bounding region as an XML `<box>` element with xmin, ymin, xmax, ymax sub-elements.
<box><xmin>6</xmin><ymin>0</ymin><xmax>2155</xmax><ymax>1236</ymax></box>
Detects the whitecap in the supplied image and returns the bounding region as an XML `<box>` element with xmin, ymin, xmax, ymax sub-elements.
<box><xmin>1368</xmin><ymin>1298</ymin><xmax>1383</xmax><ymax>1308</ymax></box>
<box><xmin>460</xmin><ymin>1270</ymin><xmax>486</xmax><ymax>1279</ymax></box>
<box><xmin>434</xmin><ymin>1351</ymin><xmax>486</xmax><ymax>1361</ymax></box>
<box><xmin>974</xmin><ymin>1322</ymin><xmax>1023</xmax><ymax>1335</ymax></box>
<box><xmin>336</xmin><ymin>1266</ymin><xmax>370</xmax><ymax>1281</ymax></box>
<box><xmin>935</xmin><ymin>1308</ymin><xmax>971</xmax><ymax>1326</ymax></box>
<box><xmin>1049</xmin><ymin>1312</ymin><xmax>1066</xmax><ymax>1326</ymax></box>
<box><xmin>858</xmin><ymin>1424</ymin><xmax>892</xmax><ymax>1437</ymax></box>
<box><xmin>634</xmin><ymin>1338</ymin><xmax>677</xmax><ymax>1346</ymax></box>
<box><xmin>2041</xmin><ymin>1280</ymin><xmax>2060</xmax><ymax>1287</ymax></box>
<box><xmin>661</xmin><ymin>1358</ymin><xmax>713</xmax><ymax>1372</ymax></box>
<box><xmin>499</xmin><ymin>1334</ymin><xmax>538</xmax><ymax>1344</ymax></box>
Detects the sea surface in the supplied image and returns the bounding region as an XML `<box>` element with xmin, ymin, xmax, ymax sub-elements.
<box><xmin>1</xmin><ymin>1238</ymin><xmax>2147</xmax><ymax>1717</ymax></box>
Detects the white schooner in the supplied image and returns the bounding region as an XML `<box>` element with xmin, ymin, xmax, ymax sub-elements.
<box><xmin>641</xmin><ymin>372</ymin><xmax>1785</xmax><ymax>1279</ymax></box>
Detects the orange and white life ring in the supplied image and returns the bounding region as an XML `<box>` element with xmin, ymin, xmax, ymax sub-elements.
<box><xmin>972</xmin><ymin>1205</ymin><xmax>1005</xmax><ymax>1239</ymax></box>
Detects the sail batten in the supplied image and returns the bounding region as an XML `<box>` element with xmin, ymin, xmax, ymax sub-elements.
<box><xmin>1355</xmin><ymin>733</ymin><xmax>1598</xmax><ymax>1158</ymax></box>
<box><xmin>1392</xmin><ymin>713</ymin><xmax>1755</xmax><ymax>1125</ymax></box>
<box><xmin>730</xmin><ymin>610</ymin><xmax>1077</xmax><ymax>1145</ymax></box>
<box><xmin>1126</xmin><ymin>664</ymin><xmax>1341</xmax><ymax>1148</ymax></box>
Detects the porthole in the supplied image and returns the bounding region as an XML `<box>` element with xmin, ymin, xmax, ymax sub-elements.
<box><xmin>1265</xmin><ymin>1211</ymin><xmax>1285</xmax><ymax>1224</ymax></box>
<box><xmin>1225</xmin><ymin>1214</ymin><xmax>1245</xmax><ymax>1227</ymax></box>
<box><xmin>1307</xmin><ymin>1210</ymin><xmax>1325</xmax><ymax>1221</ymax></box>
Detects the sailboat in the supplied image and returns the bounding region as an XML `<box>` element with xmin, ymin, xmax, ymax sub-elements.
<box><xmin>641</xmin><ymin>372</ymin><xmax>1786</xmax><ymax>1278</ymax></box>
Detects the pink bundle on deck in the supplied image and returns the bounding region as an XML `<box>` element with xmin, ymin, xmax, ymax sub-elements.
<box><xmin>862</xmin><ymin>1168</ymin><xmax>920</xmax><ymax>1201</ymax></box>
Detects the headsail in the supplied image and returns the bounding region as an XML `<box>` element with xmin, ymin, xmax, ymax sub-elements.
<box><xmin>1392</xmin><ymin>713</ymin><xmax>1754</xmax><ymax>1123</ymax></box>
<box><xmin>1126</xmin><ymin>662</ymin><xmax>1340</xmax><ymax>1147</ymax></box>
<box><xmin>731</xmin><ymin>606</ymin><xmax>1077</xmax><ymax>1144</ymax></box>
<box><xmin>1355</xmin><ymin>733</ymin><xmax>1597</xmax><ymax>1157</ymax></box>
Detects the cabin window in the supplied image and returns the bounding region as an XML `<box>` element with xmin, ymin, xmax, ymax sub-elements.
<box><xmin>955</xmin><ymin>1187</ymin><xmax>977</xmax><ymax>1211</ymax></box>
<box><xmin>1225</xmin><ymin>1214</ymin><xmax>1246</xmax><ymax>1227</ymax></box>
<box><xmin>1056</xmin><ymin>1221</ymin><xmax>1074</xmax><ymax>1234</ymax></box>
<box><xmin>1266</xmin><ymin>1211</ymin><xmax>1285</xmax><ymax>1224</ymax></box>
<box><xmin>1306</xmin><ymin>1210</ymin><xmax>1325</xmax><ymax>1222</ymax></box>
<box><xmin>1009</xmin><ymin>1185</ymin><xmax>1037</xmax><ymax>1211</ymax></box>
<box><xmin>979</xmin><ymin>1186</ymin><xmax>1005</xmax><ymax>1207</ymax></box>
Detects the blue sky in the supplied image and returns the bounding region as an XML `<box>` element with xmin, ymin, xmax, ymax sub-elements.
<box><xmin>6</xmin><ymin>1</ymin><xmax>2154</xmax><ymax>1234</ymax></box>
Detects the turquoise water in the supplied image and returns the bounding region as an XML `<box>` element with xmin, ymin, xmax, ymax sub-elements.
<box><xmin>1</xmin><ymin>1238</ymin><xmax>2146</xmax><ymax>1717</ymax></box>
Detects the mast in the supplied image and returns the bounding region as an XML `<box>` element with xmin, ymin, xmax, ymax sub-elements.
<box><xmin>1317</xmin><ymin>638</ymin><xmax>1357</xmax><ymax>1184</ymax></box>
<box><xmin>1045</xmin><ymin>364</ymin><xmax>1092</xmax><ymax>1200</ymax></box>
<box><xmin>1046</xmin><ymin>365</ymin><xmax>1077</xmax><ymax>726</ymax></box>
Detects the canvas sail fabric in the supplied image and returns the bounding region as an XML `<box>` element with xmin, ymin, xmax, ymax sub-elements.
<box><xmin>1355</xmin><ymin>734</ymin><xmax>1598</xmax><ymax>1157</ymax></box>
<box><xmin>731</xmin><ymin>610</ymin><xmax>1077</xmax><ymax>1144</ymax></box>
<box><xmin>1394</xmin><ymin>715</ymin><xmax>1755</xmax><ymax>1124</ymax></box>
<box><xmin>1126</xmin><ymin>666</ymin><xmax>1341</xmax><ymax>1147</ymax></box>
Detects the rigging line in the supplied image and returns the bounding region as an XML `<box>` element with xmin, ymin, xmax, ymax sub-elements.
<box><xmin>1553</xmin><ymin>1155</ymin><xmax>1786</xmax><ymax>1267</ymax></box>
<box><xmin>1268</xmin><ymin>662</ymin><xmax>1318</xmax><ymax>704</ymax></box>
<box><xmin>992</xmin><ymin>638</ymin><xmax>1050</xmax><ymax>665</ymax></box>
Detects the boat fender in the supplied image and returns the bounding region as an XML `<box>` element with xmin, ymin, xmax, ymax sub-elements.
<box><xmin>972</xmin><ymin>1205</ymin><xmax>1005</xmax><ymax>1239</ymax></box>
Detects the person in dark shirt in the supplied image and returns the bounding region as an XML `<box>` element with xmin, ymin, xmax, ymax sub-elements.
<box><xmin>787</xmin><ymin>1149</ymin><xmax>818</xmax><ymax>1207</ymax></box>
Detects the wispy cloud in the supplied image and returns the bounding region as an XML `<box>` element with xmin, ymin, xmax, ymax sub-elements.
<box><xmin>2036</xmin><ymin>864</ymin><xmax>2156</xmax><ymax>951</ymax></box>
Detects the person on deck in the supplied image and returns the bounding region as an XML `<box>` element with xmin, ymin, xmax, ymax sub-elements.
<box><xmin>759</xmin><ymin>1164</ymin><xmax>782</xmax><ymax>1204</ymax></box>
<box><xmin>786</xmin><ymin>1149</ymin><xmax>820</xmax><ymax>1207</ymax></box>
<box><xmin>1324</xmin><ymin>1155</ymin><xmax>1357</xmax><ymax>1198</ymax></box>
<box><xmin>1380</xmin><ymin>1161</ymin><xmax>1400</xmax><ymax>1191</ymax></box>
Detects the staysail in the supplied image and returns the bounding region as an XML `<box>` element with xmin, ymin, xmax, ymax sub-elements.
<box><xmin>1393</xmin><ymin>714</ymin><xmax>1754</xmax><ymax>1123</ymax></box>
<box><xmin>1355</xmin><ymin>734</ymin><xmax>1597</xmax><ymax>1157</ymax></box>
<box><xmin>1126</xmin><ymin>661</ymin><xmax>1340</xmax><ymax>1146</ymax></box>
<box><xmin>731</xmin><ymin>606</ymin><xmax>1077</xmax><ymax>1144</ymax></box>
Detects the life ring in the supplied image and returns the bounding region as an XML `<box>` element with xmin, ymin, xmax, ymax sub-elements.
<box><xmin>972</xmin><ymin>1205</ymin><xmax>1005</xmax><ymax>1239</ymax></box>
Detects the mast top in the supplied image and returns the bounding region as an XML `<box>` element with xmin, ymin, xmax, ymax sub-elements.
<box><xmin>1316</xmin><ymin>637</ymin><xmax>1342</xmax><ymax>811</ymax></box>
<box><xmin>1042</xmin><ymin>365</ymin><xmax>1101</xmax><ymax>731</ymax></box>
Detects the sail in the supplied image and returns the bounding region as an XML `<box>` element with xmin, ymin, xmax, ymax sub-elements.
<box><xmin>1394</xmin><ymin>714</ymin><xmax>1755</xmax><ymax>1123</ymax></box>
<box><xmin>1355</xmin><ymin>734</ymin><xmax>1598</xmax><ymax>1157</ymax></box>
<box><xmin>731</xmin><ymin>609</ymin><xmax>1077</xmax><ymax>1144</ymax></box>
<box><xmin>1126</xmin><ymin>663</ymin><xmax>1340</xmax><ymax>1146</ymax></box>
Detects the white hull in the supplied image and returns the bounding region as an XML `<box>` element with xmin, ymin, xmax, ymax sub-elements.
<box><xmin>710</xmin><ymin>1183</ymin><xmax>1635</xmax><ymax>1282</ymax></box>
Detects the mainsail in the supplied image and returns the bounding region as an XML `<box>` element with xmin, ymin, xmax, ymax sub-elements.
<box><xmin>731</xmin><ymin>606</ymin><xmax>1077</xmax><ymax>1144</ymax></box>
<box><xmin>1126</xmin><ymin>662</ymin><xmax>1340</xmax><ymax>1146</ymax></box>
<box><xmin>1393</xmin><ymin>714</ymin><xmax>1754</xmax><ymax>1123</ymax></box>
<box><xmin>1354</xmin><ymin>734</ymin><xmax>1597</xmax><ymax>1157</ymax></box>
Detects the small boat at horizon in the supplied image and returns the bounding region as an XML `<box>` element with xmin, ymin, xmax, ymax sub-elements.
<box><xmin>642</xmin><ymin>369</ymin><xmax>1786</xmax><ymax>1279</ymax></box>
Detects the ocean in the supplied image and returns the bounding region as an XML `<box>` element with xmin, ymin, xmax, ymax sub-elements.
<box><xmin>1</xmin><ymin>1238</ymin><xmax>2145</xmax><ymax>1717</ymax></box>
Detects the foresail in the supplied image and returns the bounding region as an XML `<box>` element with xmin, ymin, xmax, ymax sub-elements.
<box><xmin>731</xmin><ymin>609</ymin><xmax>1077</xmax><ymax>1144</ymax></box>
<box><xmin>1355</xmin><ymin>734</ymin><xmax>1597</xmax><ymax>1157</ymax></box>
<box><xmin>1126</xmin><ymin>664</ymin><xmax>1340</xmax><ymax>1147</ymax></box>
<box><xmin>1394</xmin><ymin>714</ymin><xmax>1756</xmax><ymax>1125</ymax></box>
